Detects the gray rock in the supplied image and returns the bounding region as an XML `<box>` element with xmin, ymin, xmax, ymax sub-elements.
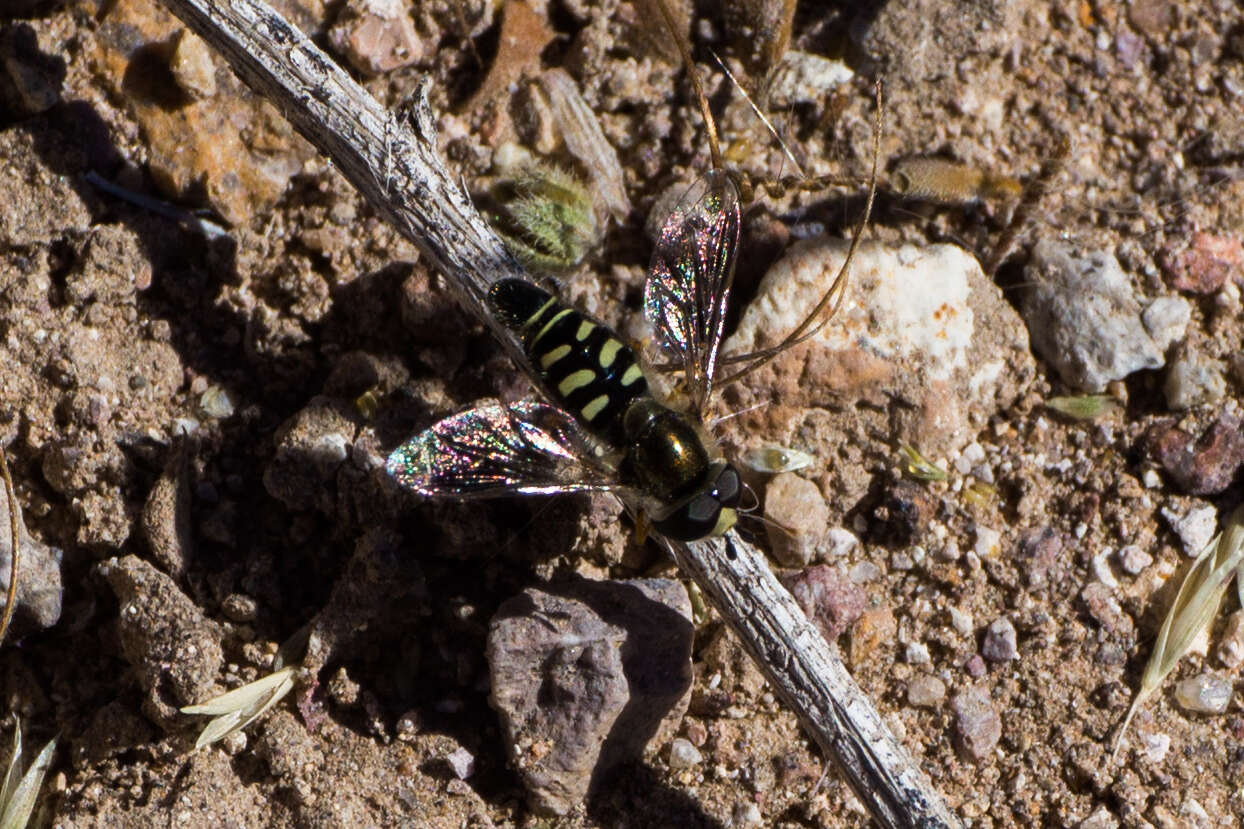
<box><xmin>1164</xmin><ymin>352</ymin><xmax>1227</xmax><ymax>410</ymax></box>
<box><xmin>1142</xmin><ymin>295</ymin><xmax>1192</xmax><ymax>352</ymax></box>
<box><xmin>951</xmin><ymin>686</ymin><xmax>1001</xmax><ymax>762</ymax></box>
<box><xmin>0</xmin><ymin>479</ymin><xmax>63</xmax><ymax>636</ymax></box>
<box><xmin>487</xmin><ymin>578</ymin><xmax>693</xmax><ymax>815</ymax></box>
<box><xmin>667</xmin><ymin>737</ymin><xmax>702</xmax><ymax>769</ymax></box>
<box><xmin>1022</xmin><ymin>241</ymin><xmax>1163</xmax><ymax>391</ymax></box>
<box><xmin>264</xmin><ymin>396</ymin><xmax>361</xmax><ymax>513</ymax></box>
<box><xmin>97</xmin><ymin>555</ymin><xmax>223</xmax><ymax>727</ymax></box>
<box><xmin>981</xmin><ymin>617</ymin><xmax>1018</xmax><ymax>662</ymax></box>
<box><xmin>1173</xmin><ymin>674</ymin><xmax>1232</xmax><ymax>714</ymax></box>
<box><xmin>767</xmin><ymin>51</ymin><xmax>854</xmax><ymax>107</ymax></box>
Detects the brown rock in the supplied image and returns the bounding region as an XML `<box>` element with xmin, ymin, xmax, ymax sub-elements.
<box><xmin>97</xmin><ymin>555</ymin><xmax>223</xmax><ymax>726</ymax></box>
<box><xmin>849</xmin><ymin>605</ymin><xmax>896</xmax><ymax>667</ymax></box>
<box><xmin>328</xmin><ymin>0</ymin><xmax>425</xmax><ymax>77</ymax></box>
<box><xmin>487</xmin><ymin>578</ymin><xmax>693</xmax><ymax>815</ymax></box>
<box><xmin>1160</xmin><ymin>232</ymin><xmax>1244</xmax><ymax>294</ymax></box>
<box><xmin>782</xmin><ymin>565</ymin><xmax>867</xmax><ymax>642</ymax></box>
<box><xmin>1143</xmin><ymin>412</ymin><xmax>1244</xmax><ymax>495</ymax></box>
<box><xmin>90</xmin><ymin>0</ymin><xmax>313</xmax><ymax>225</ymax></box>
<box><xmin>763</xmin><ymin>472</ymin><xmax>830</xmax><ymax>566</ymax></box>
<box><xmin>951</xmin><ymin>686</ymin><xmax>1001</xmax><ymax>762</ymax></box>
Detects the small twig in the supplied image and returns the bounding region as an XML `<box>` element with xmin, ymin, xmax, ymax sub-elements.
<box><xmin>154</xmin><ymin>1</ymin><xmax>961</xmax><ymax>826</ymax></box>
<box><xmin>0</xmin><ymin>445</ymin><xmax>19</xmax><ymax>646</ymax></box>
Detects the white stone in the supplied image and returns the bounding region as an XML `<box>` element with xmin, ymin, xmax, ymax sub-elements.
<box><xmin>727</xmin><ymin>241</ymin><xmax>977</xmax><ymax>383</ymax></box>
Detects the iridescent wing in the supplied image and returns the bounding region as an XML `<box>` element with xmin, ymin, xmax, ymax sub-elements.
<box><xmin>643</xmin><ymin>170</ymin><xmax>741</xmax><ymax>418</ymax></box>
<box><xmin>386</xmin><ymin>401</ymin><xmax>620</xmax><ymax>498</ymax></box>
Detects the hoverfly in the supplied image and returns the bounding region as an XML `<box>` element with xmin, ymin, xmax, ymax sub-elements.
<box><xmin>387</xmin><ymin>170</ymin><xmax>745</xmax><ymax>541</ymax></box>
<box><xmin>386</xmin><ymin>9</ymin><xmax>878</xmax><ymax>545</ymax></box>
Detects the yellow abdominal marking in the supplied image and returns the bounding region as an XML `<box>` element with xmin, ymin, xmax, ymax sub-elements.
<box><xmin>598</xmin><ymin>338</ymin><xmax>622</xmax><ymax>368</ymax></box>
<box><xmin>523</xmin><ymin>296</ymin><xmax>558</xmax><ymax>328</ymax></box>
<box><xmin>576</xmin><ymin>321</ymin><xmax>595</xmax><ymax>341</ymax></box>
<box><xmin>558</xmin><ymin>369</ymin><xmax>597</xmax><ymax>397</ymax></box>
<box><xmin>580</xmin><ymin>394</ymin><xmax>610</xmax><ymax>421</ymax></box>
<box><xmin>532</xmin><ymin>308</ymin><xmax>572</xmax><ymax>347</ymax></box>
<box><xmin>540</xmin><ymin>344</ymin><xmax>572</xmax><ymax>369</ymax></box>
<box><xmin>620</xmin><ymin>364</ymin><xmax>643</xmax><ymax>387</ymax></box>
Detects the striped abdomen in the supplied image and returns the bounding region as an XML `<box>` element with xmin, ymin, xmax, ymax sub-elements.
<box><xmin>488</xmin><ymin>279</ymin><xmax>647</xmax><ymax>445</ymax></box>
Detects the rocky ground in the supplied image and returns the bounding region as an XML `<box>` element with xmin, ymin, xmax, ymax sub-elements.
<box><xmin>1</xmin><ymin>0</ymin><xmax>1243</xmax><ymax>826</ymax></box>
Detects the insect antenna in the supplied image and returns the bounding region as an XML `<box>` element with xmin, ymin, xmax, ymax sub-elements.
<box><xmin>706</xmin><ymin>398</ymin><xmax>771</xmax><ymax>429</ymax></box>
<box><xmin>653</xmin><ymin>0</ymin><xmax>722</xmax><ymax>172</ymax></box>
<box><xmin>712</xmin><ymin>82</ymin><xmax>883</xmax><ymax>388</ymax></box>
<box><xmin>711</xmin><ymin>49</ymin><xmax>806</xmax><ymax>182</ymax></box>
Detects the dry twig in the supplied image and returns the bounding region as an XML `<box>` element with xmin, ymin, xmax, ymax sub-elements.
<box><xmin>153</xmin><ymin>1</ymin><xmax>962</xmax><ymax>825</ymax></box>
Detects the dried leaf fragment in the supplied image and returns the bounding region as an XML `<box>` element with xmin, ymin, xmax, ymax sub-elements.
<box><xmin>1116</xmin><ymin>504</ymin><xmax>1244</xmax><ymax>753</ymax></box>
<box><xmin>182</xmin><ymin>665</ymin><xmax>298</xmax><ymax>750</ymax></box>
<box><xmin>0</xmin><ymin>718</ymin><xmax>56</xmax><ymax>829</ymax></box>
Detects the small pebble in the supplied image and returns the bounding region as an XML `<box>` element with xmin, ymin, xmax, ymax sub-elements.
<box><xmin>848</xmin><ymin>561</ymin><xmax>881</xmax><ymax>583</ymax></box>
<box><xmin>783</xmin><ymin>565</ymin><xmax>867</xmax><ymax>641</ymax></box>
<box><xmin>964</xmin><ymin>654</ymin><xmax>986</xmax><ymax>678</ymax></box>
<box><xmin>981</xmin><ymin>617</ymin><xmax>1018</xmax><ymax>662</ymax></box>
<box><xmin>1217</xmin><ymin>610</ymin><xmax>1244</xmax><ymax>670</ymax></box>
<box><xmin>221</xmin><ymin>593</ymin><xmax>258</xmax><ymax>623</ymax></box>
<box><xmin>948</xmin><ymin>606</ymin><xmax>974</xmax><ymax>636</ymax></box>
<box><xmin>904</xmin><ymin>642</ymin><xmax>931</xmax><ymax>665</ymax></box>
<box><xmin>1173</xmin><ymin>674</ymin><xmax>1232</xmax><ymax>714</ymax></box>
<box><xmin>1115</xmin><ymin>544</ymin><xmax>1153</xmax><ymax>575</ymax></box>
<box><xmin>822</xmin><ymin>527</ymin><xmax>859</xmax><ymax>559</ymax></box>
<box><xmin>445</xmin><ymin>747</ymin><xmax>475</xmax><ymax>780</ymax></box>
<box><xmin>1090</xmin><ymin>549</ymin><xmax>1119</xmax><ymax>589</ymax></box>
<box><xmin>667</xmin><ymin>738</ymin><xmax>702</xmax><ymax>769</ymax></box>
<box><xmin>1164</xmin><ymin>353</ymin><xmax>1227</xmax><ymax>410</ymax></box>
<box><xmin>1145</xmin><ymin>413</ymin><xmax>1244</xmax><ymax>496</ymax></box>
<box><xmin>1077</xmin><ymin>807</ymin><xmax>1119</xmax><ymax>829</ymax></box>
<box><xmin>1080</xmin><ymin>582</ymin><xmax>1132</xmax><ymax>635</ymax></box>
<box><xmin>764</xmin><ymin>473</ymin><xmax>829</xmax><ymax>567</ymax></box>
<box><xmin>1162</xmin><ymin>504</ymin><xmax>1219</xmax><ymax>556</ymax></box>
<box><xmin>974</xmin><ymin>526</ymin><xmax>1002</xmax><ymax>559</ymax></box>
<box><xmin>767</xmin><ymin>51</ymin><xmax>853</xmax><ymax>107</ymax></box>
<box><xmin>731</xmin><ymin>802</ymin><xmax>763</xmax><ymax>827</ymax></box>
<box><xmin>906</xmin><ymin>675</ymin><xmax>946</xmax><ymax>708</ymax></box>
<box><xmin>1022</xmin><ymin>241</ymin><xmax>1163</xmax><ymax>390</ymax></box>
<box><xmin>170</xmin><ymin>29</ymin><xmax>217</xmax><ymax>100</ymax></box>
<box><xmin>1141</xmin><ymin>296</ymin><xmax>1191</xmax><ymax>351</ymax></box>
<box><xmin>951</xmin><ymin>686</ymin><xmax>1001</xmax><ymax>761</ymax></box>
<box><xmin>1140</xmin><ymin>732</ymin><xmax>1170</xmax><ymax>763</ymax></box>
<box><xmin>199</xmin><ymin>386</ymin><xmax>234</xmax><ymax>419</ymax></box>
<box><xmin>221</xmin><ymin>730</ymin><xmax>247</xmax><ymax>755</ymax></box>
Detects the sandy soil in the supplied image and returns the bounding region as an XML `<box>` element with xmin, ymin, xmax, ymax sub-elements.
<box><xmin>1</xmin><ymin>0</ymin><xmax>1242</xmax><ymax>826</ymax></box>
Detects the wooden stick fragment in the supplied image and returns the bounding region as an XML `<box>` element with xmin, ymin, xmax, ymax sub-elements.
<box><xmin>154</xmin><ymin>1</ymin><xmax>961</xmax><ymax>826</ymax></box>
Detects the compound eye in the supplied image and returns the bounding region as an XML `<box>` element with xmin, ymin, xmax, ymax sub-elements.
<box><xmin>713</xmin><ymin>465</ymin><xmax>741</xmax><ymax>508</ymax></box>
<box><xmin>684</xmin><ymin>493</ymin><xmax>720</xmax><ymax>527</ymax></box>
